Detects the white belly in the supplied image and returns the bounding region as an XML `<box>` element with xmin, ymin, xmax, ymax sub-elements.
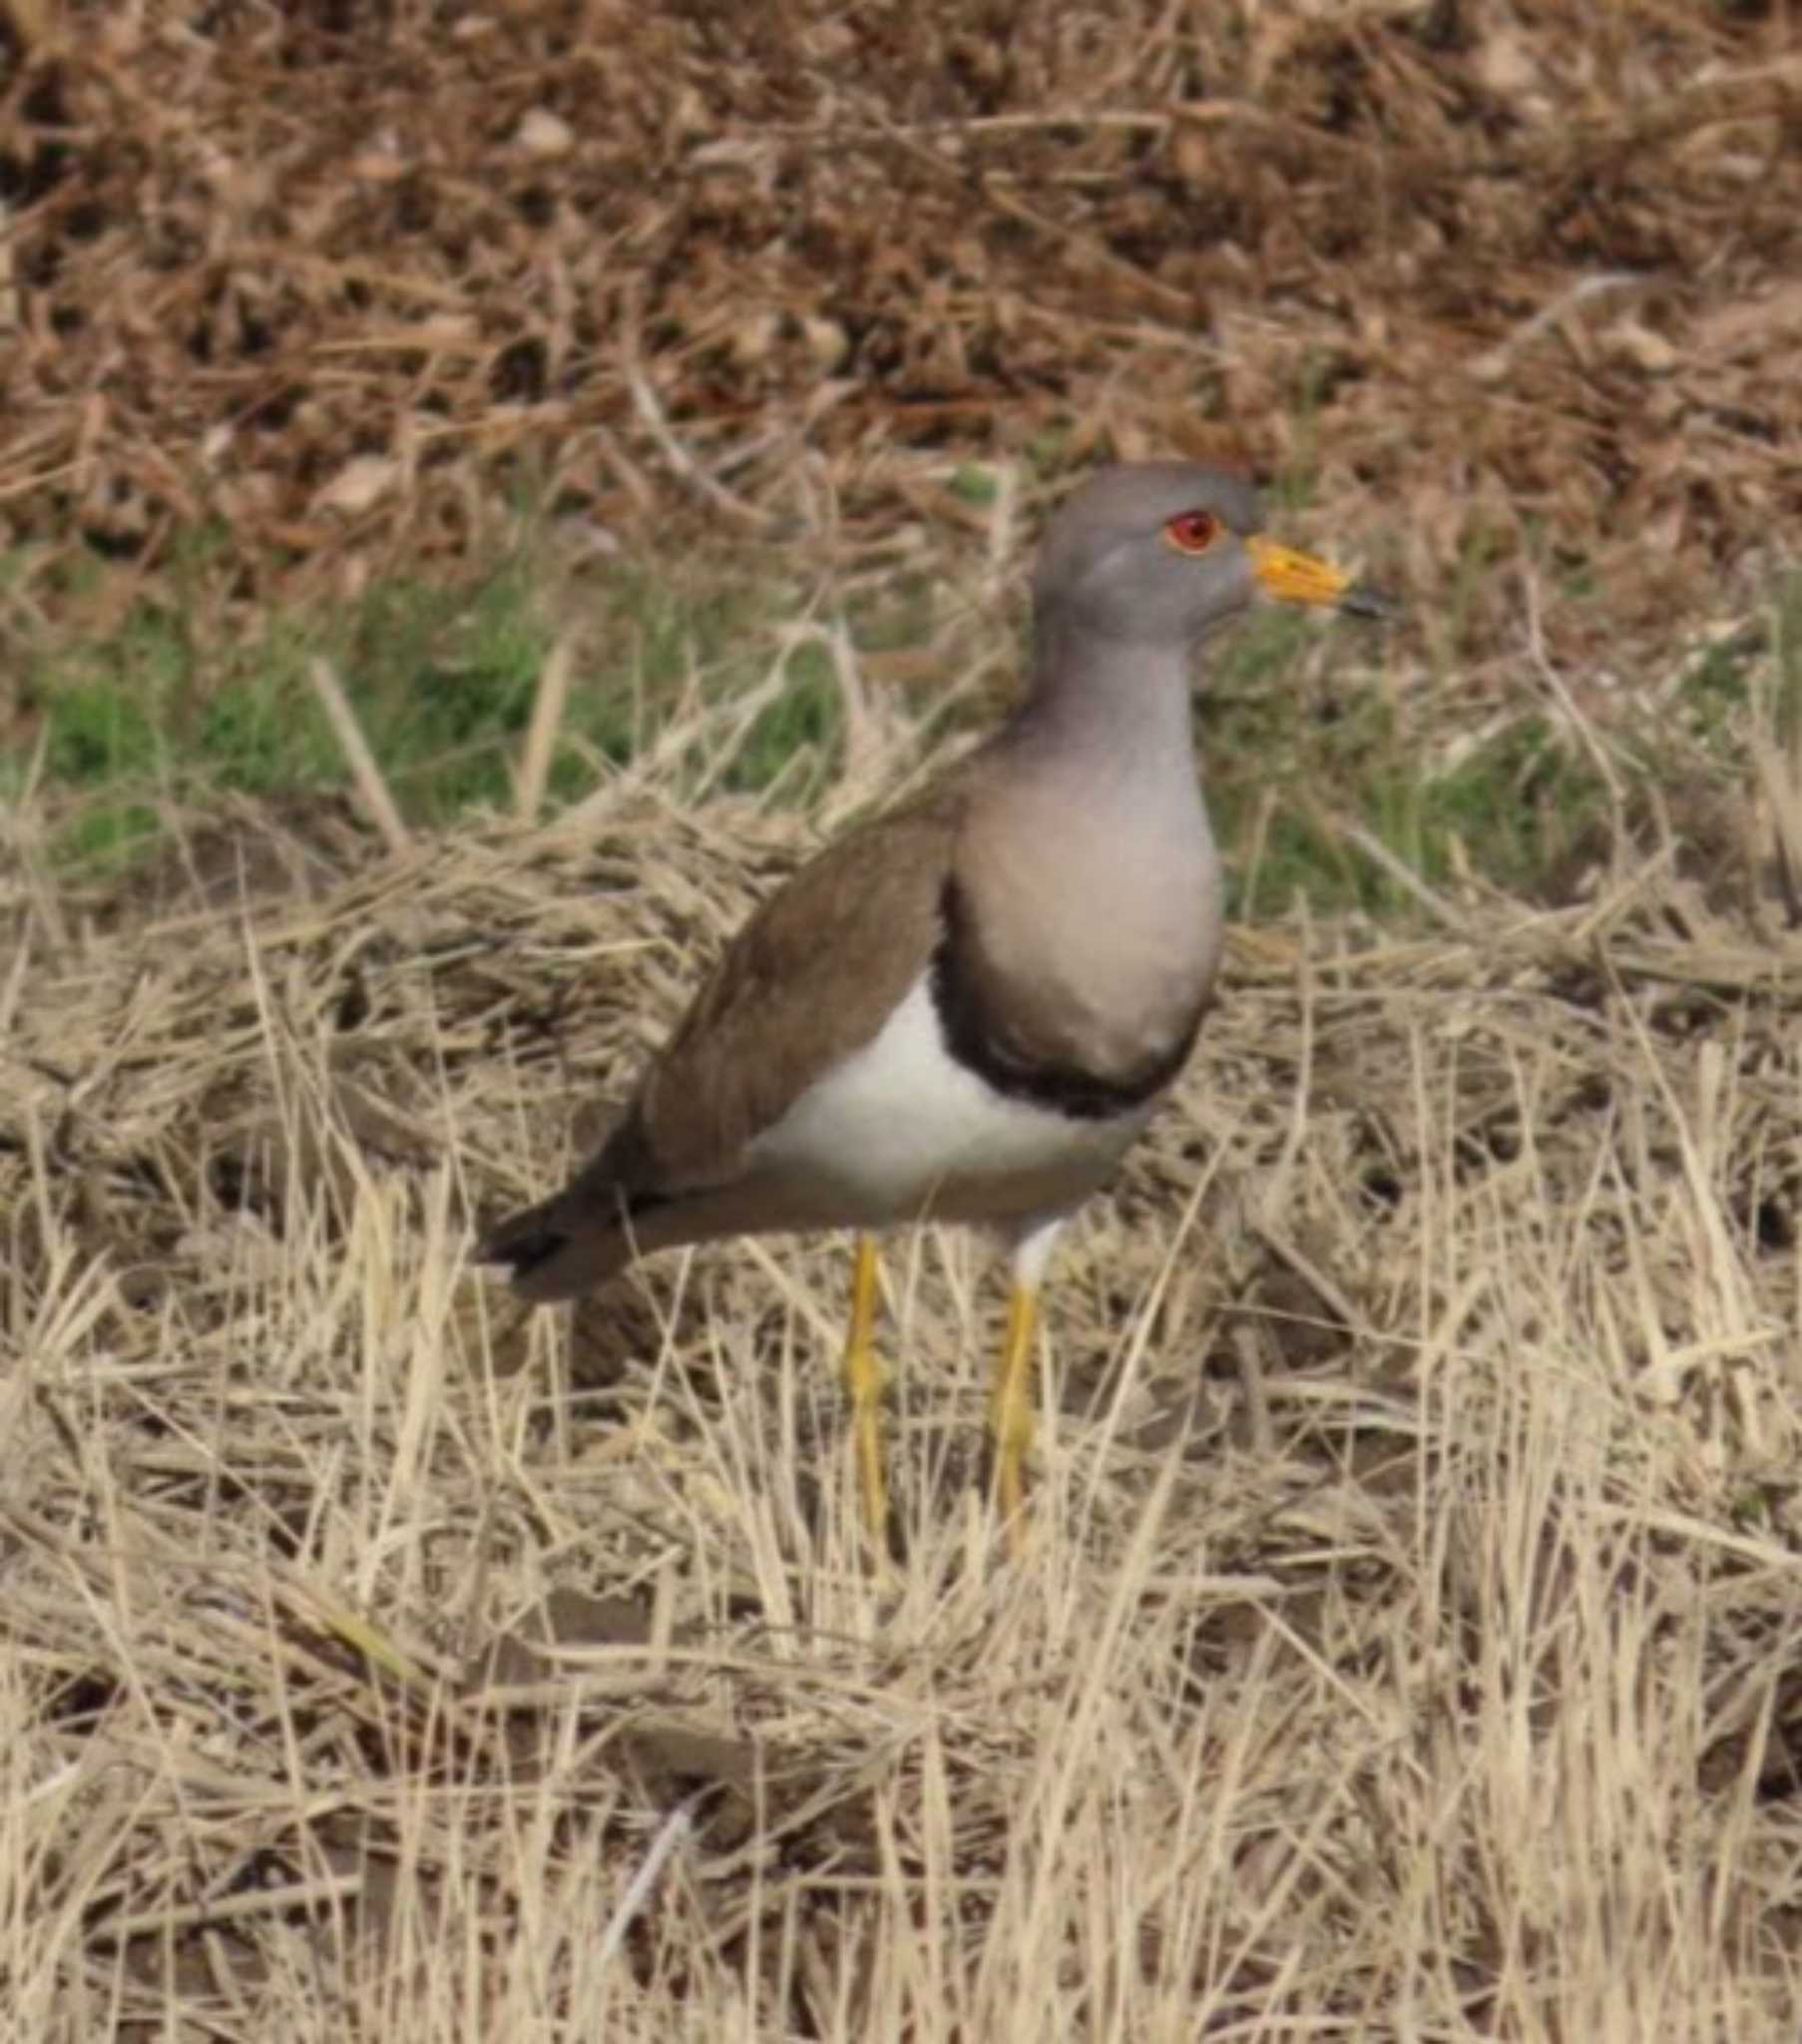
<box><xmin>743</xmin><ymin>975</ymin><xmax>1149</xmax><ymax>1228</ymax></box>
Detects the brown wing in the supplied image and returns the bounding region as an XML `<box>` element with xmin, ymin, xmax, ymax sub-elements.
<box><xmin>609</xmin><ymin>783</ymin><xmax>967</xmax><ymax>1194</ymax></box>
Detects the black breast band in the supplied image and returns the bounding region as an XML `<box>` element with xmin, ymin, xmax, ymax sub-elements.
<box><xmin>928</xmin><ymin>879</ymin><xmax>1204</xmax><ymax>1122</ymax></box>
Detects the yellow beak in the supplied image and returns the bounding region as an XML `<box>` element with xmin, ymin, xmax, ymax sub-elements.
<box><xmin>1246</xmin><ymin>535</ymin><xmax>1390</xmax><ymax>618</ymax></box>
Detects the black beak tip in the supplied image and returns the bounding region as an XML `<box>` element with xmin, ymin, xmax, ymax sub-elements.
<box><xmin>1341</xmin><ymin>583</ymin><xmax>1397</xmax><ymax>623</ymax></box>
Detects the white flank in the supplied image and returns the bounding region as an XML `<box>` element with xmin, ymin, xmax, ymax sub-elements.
<box><xmin>744</xmin><ymin>974</ymin><xmax>1149</xmax><ymax>1228</ymax></box>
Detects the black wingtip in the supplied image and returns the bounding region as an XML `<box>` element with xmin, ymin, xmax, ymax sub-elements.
<box><xmin>475</xmin><ymin>1204</ymin><xmax>571</xmax><ymax>1285</ymax></box>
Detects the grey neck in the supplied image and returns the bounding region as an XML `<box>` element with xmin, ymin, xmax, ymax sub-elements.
<box><xmin>1006</xmin><ymin>619</ymin><xmax>1200</xmax><ymax>775</ymax></box>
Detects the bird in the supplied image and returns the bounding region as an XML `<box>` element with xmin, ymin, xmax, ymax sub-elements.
<box><xmin>479</xmin><ymin>462</ymin><xmax>1389</xmax><ymax>1548</ymax></box>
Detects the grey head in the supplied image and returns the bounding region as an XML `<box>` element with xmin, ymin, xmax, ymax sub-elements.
<box><xmin>1031</xmin><ymin>461</ymin><xmax>1381</xmax><ymax>656</ymax></box>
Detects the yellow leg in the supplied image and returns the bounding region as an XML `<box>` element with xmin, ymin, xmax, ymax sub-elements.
<box><xmin>841</xmin><ymin>1234</ymin><xmax>889</xmax><ymax>1543</ymax></box>
<box><xmin>987</xmin><ymin>1281</ymin><xmax>1041</xmax><ymax>1549</ymax></box>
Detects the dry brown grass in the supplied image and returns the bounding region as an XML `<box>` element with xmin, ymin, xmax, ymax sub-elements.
<box><xmin>7</xmin><ymin>641</ymin><xmax>1802</xmax><ymax>2036</ymax></box>
<box><xmin>3</xmin><ymin>0</ymin><xmax>1799</xmax><ymax>707</ymax></box>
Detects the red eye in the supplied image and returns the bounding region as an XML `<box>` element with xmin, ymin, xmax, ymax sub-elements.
<box><xmin>1163</xmin><ymin>509</ymin><xmax>1219</xmax><ymax>555</ymax></box>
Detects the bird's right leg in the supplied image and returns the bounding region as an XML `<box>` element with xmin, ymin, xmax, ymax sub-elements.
<box><xmin>841</xmin><ymin>1233</ymin><xmax>889</xmax><ymax>1542</ymax></box>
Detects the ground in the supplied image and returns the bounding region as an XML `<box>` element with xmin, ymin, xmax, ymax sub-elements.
<box><xmin>5</xmin><ymin>3</ymin><xmax>1802</xmax><ymax>2038</ymax></box>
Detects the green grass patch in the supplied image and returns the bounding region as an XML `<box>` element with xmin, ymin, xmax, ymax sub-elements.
<box><xmin>1202</xmin><ymin>611</ymin><xmax>1612</xmax><ymax>919</ymax></box>
<box><xmin>9</xmin><ymin>531</ymin><xmax>1799</xmax><ymax>924</ymax></box>
<box><xmin>5</xmin><ymin>539</ymin><xmax>846</xmax><ymax>871</ymax></box>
